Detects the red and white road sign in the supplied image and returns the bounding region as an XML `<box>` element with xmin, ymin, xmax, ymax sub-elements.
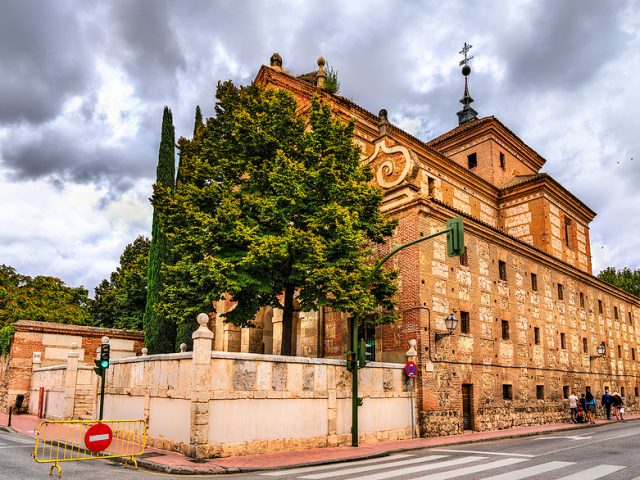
<box><xmin>404</xmin><ymin>361</ymin><xmax>418</xmax><ymax>377</ymax></box>
<box><xmin>84</xmin><ymin>422</ymin><xmax>113</xmax><ymax>452</ymax></box>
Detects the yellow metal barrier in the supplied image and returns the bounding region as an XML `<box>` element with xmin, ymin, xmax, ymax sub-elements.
<box><xmin>33</xmin><ymin>419</ymin><xmax>147</xmax><ymax>478</ymax></box>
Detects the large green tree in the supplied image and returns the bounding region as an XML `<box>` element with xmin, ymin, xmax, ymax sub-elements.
<box><xmin>0</xmin><ymin>265</ymin><xmax>91</xmax><ymax>354</ymax></box>
<box><xmin>143</xmin><ymin>107</ymin><xmax>176</xmax><ymax>353</ymax></box>
<box><xmin>598</xmin><ymin>267</ymin><xmax>640</xmax><ymax>297</ymax></box>
<box><xmin>154</xmin><ymin>82</ymin><xmax>398</xmax><ymax>356</ymax></box>
<box><xmin>90</xmin><ymin>236</ymin><xmax>150</xmax><ymax>330</ymax></box>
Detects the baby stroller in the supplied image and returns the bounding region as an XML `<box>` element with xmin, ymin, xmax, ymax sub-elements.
<box><xmin>576</xmin><ymin>405</ymin><xmax>587</xmax><ymax>423</ymax></box>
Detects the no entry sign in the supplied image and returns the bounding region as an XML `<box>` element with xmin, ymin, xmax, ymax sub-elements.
<box><xmin>404</xmin><ymin>361</ymin><xmax>418</xmax><ymax>377</ymax></box>
<box><xmin>84</xmin><ymin>422</ymin><xmax>113</xmax><ymax>452</ymax></box>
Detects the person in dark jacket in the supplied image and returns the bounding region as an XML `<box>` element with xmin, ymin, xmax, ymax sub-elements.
<box><xmin>601</xmin><ymin>387</ymin><xmax>613</xmax><ymax>420</ymax></box>
<box><xmin>612</xmin><ymin>392</ymin><xmax>624</xmax><ymax>420</ymax></box>
<box><xmin>585</xmin><ymin>391</ymin><xmax>597</xmax><ymax>424</ymax></box>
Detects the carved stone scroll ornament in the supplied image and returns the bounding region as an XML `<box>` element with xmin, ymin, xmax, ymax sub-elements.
<box><xmin>365</xmin><ymin>139</ymin><xmax>419</xmax><ymax>189</ymax></box>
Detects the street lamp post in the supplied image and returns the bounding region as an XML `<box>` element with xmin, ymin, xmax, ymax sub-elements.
<box><xmin>435</xmin><ymin>314</ymin><xmax>458</xmax><ymax>342</ymax></box>
<box><xmin>589</xmin><ymin>342</ymin><xmax>606</xmax><ymax>364</ymax></box>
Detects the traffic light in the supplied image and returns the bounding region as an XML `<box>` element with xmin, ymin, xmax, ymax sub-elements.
<box><xmin>357</xmin><ymin>340</ymin><xmax>367</xmax><ymax>369</ymax></box>
<box><xmin>365</xmin><ymin>338</ymin><xmax>375</xmax><ymax>362</ymax></box>
<box><xmin>446</xmin><ymin>217</ymin><xmax>465</xmax><ymax>257</ymax></box>
<box><xmin>94</xmin><ymin>343</ymin><xmax>110</xmax><ymax>376</ymax></box>
<box><xmin>346</xmin><ymin>351</ymin><xmax>356</xmax><ymax>372</ymax></box>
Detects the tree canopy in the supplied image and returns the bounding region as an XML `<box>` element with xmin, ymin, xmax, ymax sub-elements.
<box><xmin>598</xmin><ymin>267</ymin><xmax>640</xmax><ymax>297</ymax></box>
<box><xmin>0</xmin><ymin>265</ymin><xmax>91</xmax><ymax>354</ymax></box>
<box><xmin>154</xmin><ymin>81</ymin><xmax>398</xmax><ymax>355</ymax></box>
<box><xmin>90</xmin><ymin>236</ymin><xmax>150</xmax><ymax>330</ymax></box>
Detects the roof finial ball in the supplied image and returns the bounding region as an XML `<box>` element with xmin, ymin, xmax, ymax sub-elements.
<box><xmin>317</xmin><ymin>56</ymin><xmax>326</xmax><ymax>68</ymax></box>
<box><xmin>462</xmin><ymin>63</ymin><xmax>471</xmax><ymax>77</ymax></box>
<box><xmin>270</xmin><ymin>52</ymin><xmax>283</xmax><ymax>69</ymax></box>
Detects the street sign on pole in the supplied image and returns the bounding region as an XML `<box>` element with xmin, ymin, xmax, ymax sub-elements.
<box><xmin>84</xmin><ymin>422</ymin><xmax>113</xmax><ymax>453</ymax></box>
<box><xmin>404</xmin><ymin>360</ymin><xmax>418</xmax><ymax>377</ymax></box>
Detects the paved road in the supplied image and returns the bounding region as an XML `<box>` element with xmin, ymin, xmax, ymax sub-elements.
<box><xmin>2</xmin><ymin>421</ymin><xmax>639</xmax><ymax>479</ymax></box>
<box><xmin>244</xmin><ymin>421</ymin><xmax>640</xmax><ymax>480</ymax></box>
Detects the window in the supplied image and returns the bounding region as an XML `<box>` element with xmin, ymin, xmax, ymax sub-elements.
<box><xmin>499</xmin><ymin>152</ymin><xmax>505</xmax><ymax>169</ymax></box>
<box><xmin>579</xmin><ymin>292</ymin><xmax>585</xmax><ymax>308</ymax></box>
<box><xmin>621</xmin><ymin>386</ymin><xmax>625</xmax><ymax>397</ymax></box>
<box><xmin>635</xmin><ymin>387</ymin><xmax>638</xmax><ymax>397</ymax></box>
<box><xmin>614</xmin><ymin>306</ymin><xmax>619</xmax><ymax>320</ymax></box>
<box><xmin>531</xmin><ymin>273</ymin><xmax>538</xmax><ymax>292</ymax></box>
<box><xmin>460</xmin><ymin>247</ymin><xmax>468</xmax><ymax>266</ymax></box>
<box><xmin>502</xmin><ymin>320</ymin><xmax>510</xmax><ymax>340</ymax></box>
<box><xmin>536</xmin><ymin>385</ymin><xmax>545</xmax><ymax>400</ymax></box>
<box><xmin>629</xmin><ymin>312</ymin><xmax>633</xmax><ymax>325</ymax></box>
<box><xmin>499</xmin><ymin>260</ymin><xmax>507</xmax><ymax>281</ymax></box>
<box><xmin>563</xmin><ymin>386</ymin><xmax>570</xmax><ymax>399</ymax></box>
<box><xmin>467</xmin><ymin>153</ymin><xmax>477</xmax><ymax>169</ymax></box>
<box><xmin>632</xmin><ymin>348</ymin><xmax>636</xmax><ymax>361</ymax></box>
<box><xmin>460</xmin><ymin>311</ymin><xmax>470</xmax><ymax>334</ymax></box>
<box><xmin>564</xmin><ymin>217</ymin><xmax>571</xmax><ymax>248</ymax></box>
<box><xmin>560</xmin><ymin>332</ymin><xmax>566</xmax><ymax>349</ymax></box>
<box><xmin>583</xmin><ymin>338</ymin><xmax>588</xmax><ymax>353</ymax></box>
<box><xmin>427</xmin><ymin>177</ymin><xmax>435</xmax><ymax>197</ymax></box>
<box><xmin>618</xmin><ymin>345</ymin><xmax>622</xmax><ymax>358</ymax></box>
<box><xmin>598</xmin><ymin>300</ymin><xmax>603</xmax><ymax>314</ymax></box>
<box><xmin>503</xmin><ymin>384</ymin><xmax>513</xmax><ymax>400</ymax></box>
<box><xmin>557</xmin><ymin>284</ymin><xmax>564</xmax><ymax>300</ymax></box>
<box><xmin>534</xmin><ymin>327</ymin><xmax>540</xmax><ymax>345</ymax></box>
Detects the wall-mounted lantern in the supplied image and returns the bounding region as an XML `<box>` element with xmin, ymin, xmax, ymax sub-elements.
<box><xmin>435</xmin><ymin>314</ymin><xmax>458</xmax><ymax>342</ymax></box>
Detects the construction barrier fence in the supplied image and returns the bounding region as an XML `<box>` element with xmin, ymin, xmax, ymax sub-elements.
<box><xmin>33</xmin><ymin>419</ymin><xmax>147</xmax><ymax>478</ymax></box>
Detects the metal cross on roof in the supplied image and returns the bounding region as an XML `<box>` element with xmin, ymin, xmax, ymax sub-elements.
<box><xmin>459</xmin><ymin>42</ymin><xmax>474</xmax><ymax>66</ymax></box>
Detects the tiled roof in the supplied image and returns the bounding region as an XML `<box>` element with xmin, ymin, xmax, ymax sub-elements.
<box><xmin>426</xmin><ymin>117</ymin><xmax>492</xmax><ymax>146</ymax></box>
<box><xmin>499</xmin><ymin>174</ymin><xmax>546</xmax><ymax>189</ymax></box>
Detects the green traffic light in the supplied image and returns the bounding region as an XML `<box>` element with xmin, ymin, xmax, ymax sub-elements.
<box><xmin>100</xmin><ymin>360</ymin><xmax>109</xmax><ymax>368</ymax></box>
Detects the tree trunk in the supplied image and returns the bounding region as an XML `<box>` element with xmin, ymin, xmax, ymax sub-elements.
<box><xmin>281</xmin><ymin>286</ymin><xmax>295</xmax><ymax>356</ymax></box>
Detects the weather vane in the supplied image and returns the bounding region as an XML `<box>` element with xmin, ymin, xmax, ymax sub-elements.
<box><xmin>459</xmin><ymin>42</ymin><xmax>474</xmax><ymax>67</ymax></box>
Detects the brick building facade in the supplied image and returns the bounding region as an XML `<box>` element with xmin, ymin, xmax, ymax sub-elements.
<box><xmin>212</xmin><ymin>54</ymin><xmax>640</xmax><ymax>436</ymax></box>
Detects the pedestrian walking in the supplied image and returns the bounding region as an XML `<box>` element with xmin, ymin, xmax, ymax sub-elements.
<box><xmin>612</xmin><ymin>392</ymin><xmax>624</xmax><ymax>420</ymax></box>
<box><xmin>601</xmin><ymin>387</ymin><xmax>613</xmax><ymax>420</ymax></box>
<box><xmin>568</xmin><ymin>391</ymin><xmax>579</xmax><ymax>423</ymax></box>
<box><xmin>585</xmin><ymin>390</ymin><xmax>597</xmax><ymax>424</ymax></box>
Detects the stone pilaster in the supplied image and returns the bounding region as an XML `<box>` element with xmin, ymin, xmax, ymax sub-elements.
<box><xmin>190</xmin><ymin>313</ymin><xmax>213</xmax><ymax>458</ymax></box>
<box><xmin>63</xmin><ymin>343</ymin><xmax>79</xmax><ymax>419</ymax></box>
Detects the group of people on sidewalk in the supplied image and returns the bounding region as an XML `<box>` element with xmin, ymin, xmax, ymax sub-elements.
<box><xmin>568</xmin><ymin>387</ymin><xmax>624</xmax><ymax>424</ymax></box>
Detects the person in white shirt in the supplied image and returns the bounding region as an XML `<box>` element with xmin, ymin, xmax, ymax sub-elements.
<box><xmin>568</xmin><ymin>392</ymin><xmax>579</xmax><ymax>423</ymax></box>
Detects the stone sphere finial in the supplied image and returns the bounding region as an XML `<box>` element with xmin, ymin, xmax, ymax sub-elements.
<box><xmin>379</xmin><ymin>109</ymin><xmax>388</xmax><ymax>121</ymax></box>
<box><xmin>101</xmin><ymin>336</ymin><xmax>110</xmax><ymax>344</ymax></box>
<box><xmin>406</xmin><ymin>338</ymin><xmax>418</xmax><ymax>357</ymax></box>
<box><xmin>70</xmin><ymin>342</ymin><xmax>78</xmax><ymax>350</ymax></box>
<box><xmin>180</xmin><ymin>343</ymin><xmax>187</xmax><ymax>352</ymax></box>
<box><xmin>141</xmin><ymin>347</ymin><xmax>148</xmax><ymax>356</ymax></box>
<box><xmin>197</xmin><ymin>313</ymin><xmax>209</xmax><ymax>327</ymax></box>
<box><xmin>317</xmin><ymin>56</ymin><xmax>326</xmax><ymax>68</ymax></box>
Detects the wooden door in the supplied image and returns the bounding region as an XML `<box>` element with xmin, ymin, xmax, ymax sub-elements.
<box><xmin>462</xmin><ymin>384</ymin><xmax>474</xmax><ymax>430</ymax></box>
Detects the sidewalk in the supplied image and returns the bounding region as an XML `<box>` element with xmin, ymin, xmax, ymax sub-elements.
<box><xmin>2</xmin><ymin>411</ymin><xmax>637</xmax><ymax>475</ymax></box>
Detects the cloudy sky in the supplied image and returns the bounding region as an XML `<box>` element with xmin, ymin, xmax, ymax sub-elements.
<box><xmin>1</xmin><ymin>0</ymin><xmax>639</xmax><ymax>295</ymax></box>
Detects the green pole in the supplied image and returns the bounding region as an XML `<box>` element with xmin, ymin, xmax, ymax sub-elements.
<box><xmin>350</xmin><ymin>226</ymin><xmax>455</xmax><ymax>447</ymax></box>
<box><xmin>99</xmin><ymin>371</ymin><xmax>105</xmax><ymax>421</ymax></box>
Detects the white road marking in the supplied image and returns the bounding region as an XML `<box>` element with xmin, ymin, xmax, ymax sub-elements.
<box><xmin>431</xmin><ymin>448</ymin><xmax>535</xmax><ymax>458</ymax></box>
<box><xmin>555</xmin><ymin>464</ymin><xmax>625</xmax><ymax>480</ymax></box>
<box><xmin>0</xmin><ymin>445</ymin><xmax>33</xmax><ymax>449</ymax></box>
<box><xmin>533</xmin><ymin>435</ymin><xmax>592</xmax><ymax>441</ymax></box>
<box><xmin>349</xmin><ymin>456</ymin><xmax>488</xmax><ymax>480</ymax></box>
<box><xmin>88</xmin><ymin>433</ymin><xmax>110</xmax><ymax>442</ymax></box>
<box><xmin>260</xmin><ymin>454</ymin><xmax>414</xmax><ymax>476</ymax></box>
<box><xmin>480</xmin><ymin>461</ymin><xmax>573</xmax><ymax>479</ymax></box>
<box><xmin>412</xmin><ymin>457</ymin><xmax>529</xmax><ymax>480</ymax></box>
<box><xmin>300</xmin><ymin>455</ymin><xmax>448</xmax><ymax>479</ymax></box>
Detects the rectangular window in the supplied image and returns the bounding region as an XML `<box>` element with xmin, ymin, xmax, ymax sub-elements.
<box><xmin>632</xmin><ymin>348</ymin><xmax>636</xmax><ymax>361</ymax></box>
<box><xmin>502</xmin><ymin>320</ymin><xmax>510</xmax><ymax>340</ymax></box>
<box><xmin>531</xmin><ymin>273</ymin><xmax>538</xmax><ymax>292</ymax></box>
<box><xmin>579</xmin><ymin>292</ymin><xmax>585</xmax><ymax>308</ymax></box>
<box><xmin>598</xmin><ymin>300</ymin><xmax>603</xmax><ymax>314</ymax></box>
<box><xmin>635</xmin><ymin>387</ymin><xmax>638</xmax><ymax>397</ymax></box>
<box><xmin>614</xmin><ymin>306</ymin><xmax>619</xmax><ymax>320</ymax></box>
<box><xmin>427</xmin><ymin>177</ymin><xmax>435</xmax><ymax>197</ymax></box>
<box><xmin>499</xmin><ymin>152</ymin><xmax>505</xmax><ymax>169</ymax></box>
<box><xmin>534</xmin><ymin>327</ymin><xmax>540</xmax><ymax>345</ymax></box>
<box><xmin>467</xmin><ymin>153</ymin><xmax>477</xmax><ymax>169</ymax></box>
<box><xmin>499</xmin><ymin>260</ymin><xmax>507</xmax><ymax>281</ymax></box>
<box><xmin>621</xmin><ymin>386</ymin><xmax>625</xmax><ymax>397</ymax></box>
<box><xmin>560</xmin><ymin>332</ymin><xmax>566</xmax><ymax>349</ymax></box>
<box><xmin>618</xmin><ymin>345</ymin><xmax>622</xmax><ymax>358</ymax></box>
<box><xmin>557</xmin><ymin>284</ymin><xmax>564</xmax><ymax>300</ymax></box>
<box><xmin>629</xmin><ymin>312</ymin><xmax>633</xmax><ymax>325</ymax></box>
<box><xmin>564</xmin><ymin>218</ymin><xmax>571</xmax><ymax>248</ymax></box>
<box><xmin>460</xmin><ymin>311</ymin><xmax>470</xmax><ymax>334</ymax></box>
<box><xmin>563</xmin><ymin>385</ymin><xmax>570</xmax><ymax>399</ymax></box>
<box><xmin>583</xmin><ymin>338</ymin><xmax>588</xmax><ymax>353</ymax></box>
<box><xmin>503</xmin><ymin>384</ymin><xmax>513</xmax><ymax>400</ymax></box>
<box><xmin>536</xmin><ymin>385</ymin><xmax>545</xmax><ymax>400</ymax></box>
<box><xmin>460</xmin><ymin>246</ymin><xmax>468</xmax><ymax>266</ymax></box>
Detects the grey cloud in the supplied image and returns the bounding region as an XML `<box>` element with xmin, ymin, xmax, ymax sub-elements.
<box><xmin>0</xmin><ymin>0</ymin><xmax>94</xmax><ymax>124</ymax></box>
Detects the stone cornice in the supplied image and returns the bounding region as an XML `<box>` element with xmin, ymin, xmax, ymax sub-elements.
<box><xmin>13</xmin><ymin>320</ymin><xmax>144</xmax><ymax>341</ymax></box>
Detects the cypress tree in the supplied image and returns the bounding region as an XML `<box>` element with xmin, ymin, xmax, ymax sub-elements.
<box><xmin>193</xmin><ymin>105</ymin><xmax>203</xmax><ymax>136</ymax></box>
<box><xmin>143</xmin><ymin>106</ymin><xmax>176</xmax><ymax>353</ymax></box>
